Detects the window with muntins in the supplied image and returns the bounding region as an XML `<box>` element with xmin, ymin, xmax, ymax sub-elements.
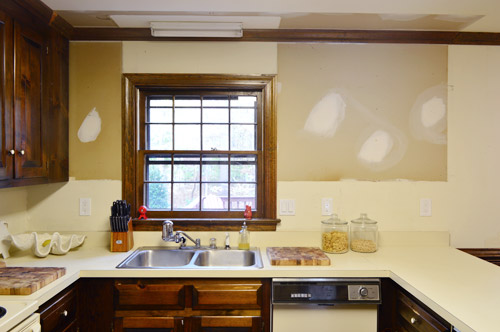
<box><xmin>122</xmin><ymin>74</ymin><xmax>278</xmax><ymax>231</ymax></box>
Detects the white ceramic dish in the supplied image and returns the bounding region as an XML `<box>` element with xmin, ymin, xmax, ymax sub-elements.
<box><xmin>8</xmin><ymin>232</ymin><xmax>86</xmax><ymax>257</ymax></box>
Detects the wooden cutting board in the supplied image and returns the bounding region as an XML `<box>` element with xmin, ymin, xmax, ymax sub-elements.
<box><xmin>267</xmin><ymin>247</ymin><xmax>330</xmax><ymax>266</ymax></box>
<box><xmin>0</xmin><ymin>267</ymin><xmax>66</xmax><ymax>295</ymax></box>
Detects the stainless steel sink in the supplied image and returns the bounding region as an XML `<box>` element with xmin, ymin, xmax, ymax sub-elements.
<box><xmin>116</xmin><ymin>248</ymin><xmax>196</xmax><ymax>268</ymax></box>
<box><xmin>116</xmin><ymin>246</ymin><xmax>263</xmax><ymax>269</ymax></box>
<box><xmin>193</xmin><ymin>249</ymin><xmax>258</xmax><ymax>267</ymax></box>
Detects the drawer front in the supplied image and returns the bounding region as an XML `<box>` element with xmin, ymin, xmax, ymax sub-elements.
<box><xmin>397</xmin><ymin>292</ymin><xmax>449</xmax><ymax>332</ymax></box>
<box><xmin>115</xmin><ymin>280</ymin><xmax>185</xmax><ymax>309</ymax></box>
<box><xmin>192</xmin><ymin>282</ymin><xmax>262</xmax><ymax>310</ymax></box>
<box><xmin>192</xmin><ymin>315</ymin><xmax>261</xmax><ymax>331</ymax></box>
<box><xmin>40</xmin><ymin>287</ymin><xmax>77</xmax><ymax>332</ymax></box>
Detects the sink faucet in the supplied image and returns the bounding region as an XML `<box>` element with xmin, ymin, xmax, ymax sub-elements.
<box><xmin>162</xmin><ymin>220</ymin><xmax>201</xmax><ymax>248</ymax></box>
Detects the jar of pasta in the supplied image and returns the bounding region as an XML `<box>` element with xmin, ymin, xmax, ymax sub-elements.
<box><xmin>321</xmin><ymin>214</ymin><xmax>349</xmax><ymax>254</ymax></box>
<box><xmin>350</xmin><ymin>213</ymin><xmax>378</xmax><ymax>253</ymax></box>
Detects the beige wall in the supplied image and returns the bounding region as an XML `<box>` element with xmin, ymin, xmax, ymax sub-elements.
<box><xmin>1</xmin><ymin>42</ymin><xmax>500</xmax><ymax>248</ymax></box>
<box><xmin>277</xmin><ymin>44</ymin><xmax>447</xmax><ymax>181</ymax></box>
<box><xmin>122</xmin><ymin>41</ymin><xmax>277</xmax><ymax>74</ymax></box>
<box><xmin>0</xmin><ymin>187</ymin><xmax>28</xmax><ymax>234</ymax></box>
<box><xmin>69</xmin><ymin>42</ymin><xmax>122</xmax><ymax>180</ymax></box>
<box><xmin>278</xmin><ymin>45</ymin><xmax>500</xmax><ymax>248</ymax></box>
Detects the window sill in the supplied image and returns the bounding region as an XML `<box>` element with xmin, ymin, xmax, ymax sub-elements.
<box><xmin>133</xmin><ymin>218</ymin><xmax>281</xmax><ymax>231</ymax></box>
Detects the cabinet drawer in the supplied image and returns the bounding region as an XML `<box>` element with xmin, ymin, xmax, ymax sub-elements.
<box><xmin>192</xmin><ymin>281</ymin><xmax>262</xmax><ymax>310</ymax></box>
<box><xmin>38</xmin><ymin>285</ymin><xmax>77</xmax><ymax>332</ymax></box>
<box><xmin>115</xmin><ymin>280</ymin><xmax>185</xmax><ymax>309</ymax></box>
<box><xmin>397</xmin><ymin>292</ymin><xmax>449</xmax><ymax>332</ymax></box>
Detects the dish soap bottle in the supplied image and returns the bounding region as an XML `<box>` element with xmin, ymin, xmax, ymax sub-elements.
<box><xmin>238</xmin><ymin>222</ymin><xmax>250</xmax><ymax>250</ymax></box>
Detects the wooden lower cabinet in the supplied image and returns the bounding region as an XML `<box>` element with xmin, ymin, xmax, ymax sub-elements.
<box><xmin>114</xmin><ymin>316</ymin><xmax>184</xmax><ymax>331</ymax></box>
<box><xmin>191</xmin><ymin>316</ymin><xmax>262</xmax><ymax>332</ymax></box>
<box><xmin>112</xmin><ymin>278</ymin><xmax>270</xmax><ymax>332</ymax></box>
<box><xmin>378</xmin><ymin>279</ymin><xmax>452</xmax><ymax>332</ymax></box>
<box><xmin>37</xmin><ymin>282</ymin><xmax>78</xmax><ymax>332</ymax></box>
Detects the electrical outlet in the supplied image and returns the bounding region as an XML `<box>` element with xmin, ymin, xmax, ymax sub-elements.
<box><xmin>80</xmin><ymin>198</ymin><xmax>91</xmax><ymax>216</ymax></box>
<box><xmin>321</xmin><ymin>198</ymin><xmax>333</xmax><ymax>216</ymax></box>
<box><xmin>420</xmin><ymin>198</ymin><xmax>432</xmax><ymax>217</ymax></box>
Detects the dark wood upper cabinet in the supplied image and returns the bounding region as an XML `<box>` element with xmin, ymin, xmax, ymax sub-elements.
<box><xmin>0</xmin><ymin>11</ymin><xmax>13</xmax><ymax>181</ymax></box>
<box><xmin>0</xmin><ymin>1</ymin><xmax>68</xmax><ymax>188</ymax></box>
<box><xmin>14</xmin><ymin>21</ymin><xmax>47</xmax><ymax>179</ymax></box>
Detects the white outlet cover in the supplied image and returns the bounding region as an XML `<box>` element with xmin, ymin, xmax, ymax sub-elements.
<box><xmin>80</xmin><ymin>198</ymin><xmax>91</xmax><ymax>216</ymax></box>
<box><xmin>420</xmin><ymin>198</ymin><xmax>432</xmax><ymax>217</ymax></box>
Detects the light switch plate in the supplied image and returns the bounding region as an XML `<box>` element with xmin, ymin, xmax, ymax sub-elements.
<box><xmin>279</xmin><ymin>199</ymin><xmax>295</xmax><ymax>216</ymax></box>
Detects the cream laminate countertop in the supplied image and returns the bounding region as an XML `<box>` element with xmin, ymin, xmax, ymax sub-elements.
<box><xmin>0</xmin><ymin>232</ymin><xmax>498</xmax><ymax>332</ymax></box>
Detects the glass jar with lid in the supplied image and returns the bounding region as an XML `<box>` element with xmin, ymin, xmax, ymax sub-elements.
<box><xmin>350</xmin><ymin>213</ymin><xmax>378</xmax><ymax>253</ymax></box>
<box><xmin>321</xmin><ymin>214</ymin><xmax>349</xmax><ymax>254</ymax></box>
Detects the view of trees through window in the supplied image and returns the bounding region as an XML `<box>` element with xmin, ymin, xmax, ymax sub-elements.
<box><xmin>144</xmin><ymin>95</ymin><xmax>258</xmax><ymax>212</ymax></box>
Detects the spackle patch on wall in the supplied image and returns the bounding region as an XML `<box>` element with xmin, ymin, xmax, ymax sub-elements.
<box><xmin>358</xmin><ymin>130</ymin><xmax>394</xmax><ymax>164</ymax></box>
<box><xmin>78</xmin><ymin>108</ymin><xmax>101</xmax><ymax>143</ymax></box>
<box><xmin>410</xmin><ymin>84</ymin><xmax>447</xmax><ymax>145</ymax></box>
<box><xmin>304</xmin><ymin>92</ymin><xmax>346</xmax><ymax>137</ymax></box>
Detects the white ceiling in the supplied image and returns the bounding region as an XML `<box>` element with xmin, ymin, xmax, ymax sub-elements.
<box><xmin>40</xmin><ymin>0</ymin><xmax>500</xmax><ymax>32</ymax></box>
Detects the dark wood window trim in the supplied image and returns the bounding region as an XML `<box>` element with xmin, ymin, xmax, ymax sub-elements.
<box><xmin>123</xmin><ymin>74</ymin><xmax>279</xmax><ymax>231</ymax></box>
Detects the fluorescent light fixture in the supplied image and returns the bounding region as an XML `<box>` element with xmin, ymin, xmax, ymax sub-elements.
<box><xmin>150</xmin><ymin>21</ymin><xmax>243</xmax><ymax>38</ymax></box>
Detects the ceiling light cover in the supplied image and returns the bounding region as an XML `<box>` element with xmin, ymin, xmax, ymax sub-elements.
<box><xmin>150</xmin><ymin>21</ymin><xmax>243</xmax><ymax>38</ymax></box>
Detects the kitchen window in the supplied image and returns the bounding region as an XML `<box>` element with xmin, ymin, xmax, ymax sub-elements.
<box><xmin>122</xmin><ymin>74</ymin><xmax>278</xmax><ymax>231</ymax></box>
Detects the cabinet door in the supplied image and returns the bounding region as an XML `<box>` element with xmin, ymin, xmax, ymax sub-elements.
<box><xmin>38</xmin><ymin>283</ymin><xmax>78</xmax><ymax>332</ymax></box>
<box><xmin>114</xmin><ymin>316</ymin><xmax>184</xmax><ymax>332</ymax></box>
<box><xmin>191</xmin><ymin>316</ymin><xmax>261</xmax><ymax>332</ymax></box>
<box><xmin>0</xmin><ymin>10</ymin><xmax>13</xmax><ymax>181</ymax></box>
<box><xmin>13</xmin><ymin>21</ymin><xmax>47</xmax><ymax>179</ymax></box>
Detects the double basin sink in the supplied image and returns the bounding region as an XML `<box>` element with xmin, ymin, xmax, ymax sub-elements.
<box><xmin>116</xmin><ymin>246</ymin><xmax>263</xmax><ymax>269</ymax></box>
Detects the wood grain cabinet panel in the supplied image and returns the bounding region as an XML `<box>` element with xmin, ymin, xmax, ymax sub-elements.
<box><xmin>378</xmin><ymin>278</ymin><xmax>452</xmax><ymax>332</ymax></box>
<box><xmin>112</xmin><ymin>278</ymin><xmax>271</xmax><ymax>332</ymax></box>
<box><xmin>13</xmin><ymin>21</ymin><xmax>47</xmax><ymax>179</ymax></box>
<box><xmin>192</xmin><ymin>281</ymin><xmax>262</xmax><ymax>310</ymax></box>
<box><xmin>191</xmin><ymin>316</ymin><xmax>262</xmax><ymax>332</ymax></box>
<box><xmin>38</xmin><ymin>283</ymin><xmax>78</xmax><ymax>332</ymax></box>
<box><xmin>0</xmin><ymin>1</ymin><xmax>68</xmax><ymax>188</ymax></box>
<box><xmin>114</xmin><ymin>316</ymin><xmax>184</xmax><ymax>331</ymax></box>
<box><xmin>0</xmin><ymin>10</ymin><xmax>13</xmax><ymax>181</ymax></box>
<box><xmin>115</xmin><ymin>280</ymin><xmax>186</xmax><ymax>309</ymax></box>
<box><xmin>397</xmin><ymin>292</ymin><xmax>449</xmax><ymax>332</ymax></box>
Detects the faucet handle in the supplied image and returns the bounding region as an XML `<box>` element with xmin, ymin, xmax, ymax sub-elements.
<box><xmin>225</xmin><ymin>232</ymin><xmax>231</xmax><ymax>249</ymax></box>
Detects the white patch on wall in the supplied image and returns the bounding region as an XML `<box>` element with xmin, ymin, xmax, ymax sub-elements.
<box><xmin>304</xmin><ymin>91</ymin><xmax>346</xmax><ymax>137</ymax></box>
<box><xmin>340</xmin><ymin>89</ymin><xmax>407</xmax><ymax>172</ymax></box>
<box><xmin>78</xmin><ymin>108</ymin><xmax>102</xmax><ymax>143</ymax></box>
<box><xmin>410</xmin><ymin>84</ymin><xmax>447</xmax><ymax>145</ymax></box>
<box><xmin>421</xmin><ymin>97</ymin><xmax>446</xmax><ymax>128</ymax></box>
<box><xmin>358</xmin><ymin>130</ymin><xmax>394</xmax><ymax>164</ymax></box>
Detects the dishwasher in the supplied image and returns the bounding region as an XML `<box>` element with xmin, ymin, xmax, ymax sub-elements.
<box><xmin>272</xmin><ymin>278</ymin><xmax>381</xmax><ymax>332</ymax></box>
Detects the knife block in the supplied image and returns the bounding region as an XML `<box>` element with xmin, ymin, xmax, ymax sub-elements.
<box><xmin>110</xmin><ymin>218</ymin><xmax>134</xmax><ymax>252</ymax></box>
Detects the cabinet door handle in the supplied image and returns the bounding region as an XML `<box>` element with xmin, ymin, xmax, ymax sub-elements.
<box><xmin>410</xmin><ymin>317</ymin><xmax>417</xmax><ymax>324</ymax></box>
<box><xmin>7</xmin><ymin>150</ymin><xmax>15</xmax><ymax>156</ymax></box>
<box><xmin>19</xmin><ymin>150</ymin><xmax>25</xmax><ymax>156</ymax></box>
<box><xmin>62</xmin><ymin>310</ymin><xmax>68</xmax><ymax>317</ymax></box>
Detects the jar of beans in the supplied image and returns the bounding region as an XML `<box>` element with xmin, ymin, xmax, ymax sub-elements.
<box><xmin>350</xmin><ymin>213</ymin><xmax>378</xmax><ymax>253</ymax></box>
<box><xmin>321</xmin><ymin>214</ymin><xmax>349</xmax><ymax>254</ymax></box>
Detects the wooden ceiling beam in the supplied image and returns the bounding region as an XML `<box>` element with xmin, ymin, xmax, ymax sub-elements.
<box><xmin>70</xmin><ymin>27</ymin><xmax>500</xmax><ymax>45</ymax></box>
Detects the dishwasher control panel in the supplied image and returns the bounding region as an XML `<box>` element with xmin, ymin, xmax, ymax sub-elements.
<box><xmin>348</xmin><ymin>284</ymin><xmax>380</xmax><ymax>301</ymax></box>
<box><xmin>272</xmin><ymin>278</ymin><xmax>381</xmax><ymax>305</ymax></box>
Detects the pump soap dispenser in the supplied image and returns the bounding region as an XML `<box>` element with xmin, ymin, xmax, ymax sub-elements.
<box><xmin>238</xmin><ymin>222</ymin><xmax>250</xmax><ymax>250</ymax></box>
